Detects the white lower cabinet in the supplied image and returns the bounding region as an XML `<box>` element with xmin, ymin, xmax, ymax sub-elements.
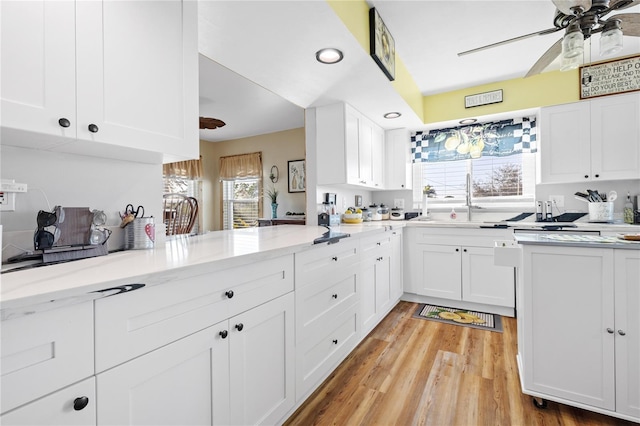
<box><xmin>404</xmin><ymin>227</ymin><xmax>514</xmax><ymax>311</ymax></box>
<box><xmin>96</xmin><ymin>292</ymin><xmax>294</xmax><ymax>426</ymax></box>
<box><xmin>360</xmin><ymin>231</ymin><xmax>393</xmax><ymax>334</ymax></box>
<box><xmin>1</xmin><ymin>378</ymin><xmax>96</xmax><ymax>426</ymax></box>
<box><xmin>97</xmin><ymin>325</ymin><xmax>226</xmax><ymax>426</ymax></box>
<box><xmin>518</xmin><ymin>245</ymin><xmax>639</xmax><ymax>422</ymax></box>
<box><xmin>294</xmin><ymin>238</ymin><xmax>360</xmax><ymax>401</ymax></box>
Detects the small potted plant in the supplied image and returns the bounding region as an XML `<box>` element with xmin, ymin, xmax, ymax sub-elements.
<box><xmin>264</xmin><ymin>185</ymin><xmax>279</xmax><ymax>218</ymax></box>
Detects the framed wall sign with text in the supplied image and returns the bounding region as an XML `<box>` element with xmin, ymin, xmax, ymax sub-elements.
<box><xmin>580</xmin><ymin>55</ymin><xmax>640</xmax><ymax>99</ymax></box>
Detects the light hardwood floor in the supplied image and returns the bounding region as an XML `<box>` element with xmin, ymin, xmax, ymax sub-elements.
<box><xmin>285</xmin><ymin>301</ymin><xmax>637</xmax><ymax>426</ymax></box>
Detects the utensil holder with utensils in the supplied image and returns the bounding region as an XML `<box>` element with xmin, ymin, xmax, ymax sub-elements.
<box><xmin>588</xmin><ymin>201</ymin><xmax>614</xmax><ymax>222</ymax></box>
<box><xmin>124</xmin><ymin>217</ymin><xmax>155</xmax><ymax>250</ymax></box>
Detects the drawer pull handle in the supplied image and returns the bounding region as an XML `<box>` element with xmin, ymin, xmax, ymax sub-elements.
<box><xmin>332</xmin><ymin>294</ymin><xmax>338</xmax><ymax>299</ymax></box>
<box><xmin>332</xmin><ymin>339</ymin><xmax>338</xmax><ymax>344</ymax></box>
<box><xmin>94</xmin><ymin>283</ymin><xmax>145</xmax><ymax>297</ymax></box>
<box><xmin>73</xmin><ymin>396</ymin><xmax>89</xmax><ymax>411</ymax></box>
<box><xmin>225</xmin><ymin>290</ymin><xmax>234</xmax><ymax>299</ymax></box>
<box><xmin>618</xmin><ymin>329</ymin><xmax>626</xmax><ymax>336</ymax></box>
<box><xmin>235</xmin><ymin>323</ymin><xmax>244</xmax><ymax>332</ymax></box>
<box><xmin>607</xmin><ymin>328</ymin><xmax>614</xmax><ymax>334</ymax></box>
<box><xmin>58</xmin><ymin>117</ymin><xmax>71</xmax><ymax>128</ymax></box>
<box><xmin>377</xmin><ymin>242</ymin><xmax>381</xmax><ymax>246</ymax></box>
<box><xmin>332</xmin><ymin>256</ymin><xmax>338</xmax><ymax>261</ymax></box>
<box><xmin>219</xmin><ymin>330</ymin><xmax>228</xmax><ymax>339</ymax></box>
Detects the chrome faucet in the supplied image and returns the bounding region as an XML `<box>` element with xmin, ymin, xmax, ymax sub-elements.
<box><xmin>465</xmin><ymin>172</ymin><xmax>481</xmax><ymax>221</ymax></box>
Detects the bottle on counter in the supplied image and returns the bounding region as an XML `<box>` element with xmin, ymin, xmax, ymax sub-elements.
<box><xmin>450</xmin><ymin>208</ymin><xmax>457</xmax><ymax>219</ymax></box>
<box><xmin>624</xmin><ymin>192</ymin><xmax>634</xmax><ymax>224</ymax></box>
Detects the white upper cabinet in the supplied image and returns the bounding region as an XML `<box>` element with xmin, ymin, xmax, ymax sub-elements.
<box><xmin>540</xmin><ymin>92</ymin><xmax>640</xmax><ymax>183</ymax></box>
<box><xmin>385</xmin><ymin>128</ymin><xmax>412</xmax><ymax>190</ymax></box>
<box><xmin>316</xmin><ymin>102</ymin><xmax>385</xmax><ymax>189</ymax></box>
<box><xmin>1</xmin><ymin>0</ymin><xmax>199</xmax><ymax>164</ymax></box>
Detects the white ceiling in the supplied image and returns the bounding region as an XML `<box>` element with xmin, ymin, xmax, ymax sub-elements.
<box><xmin>197</xmin><ymin>0</ymin><xmax>640</xmax><ymax>142</ymax></box>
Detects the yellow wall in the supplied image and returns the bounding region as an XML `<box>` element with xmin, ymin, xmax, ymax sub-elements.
<box><xmin>327</xmin><ymin>0</ymin><xmax>582</xmax><ymax>125</ymax></box>
<box><xmin>199</xmin><ymin>128</ymin><xmax>306</xmax><ymax>231</ymax></box>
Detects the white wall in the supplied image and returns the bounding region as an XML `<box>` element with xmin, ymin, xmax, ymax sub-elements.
<box><xmin>1</xmin><ymin>145</ymin><xmax>163</xmax><ymax>260</ymax></box>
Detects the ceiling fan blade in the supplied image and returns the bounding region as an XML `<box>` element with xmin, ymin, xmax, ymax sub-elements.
<box><xmin>524</xmin><ymin>38</ymin><xmax>563</xmax><ymax>77</ymax></box>
<box><xmin>458</xmin><ymin>27</ymin><xmax>562</xmax><ymax>56</ymax></box>
<box><xmin>616</xmin><ymin>12</ymin><xmax>640</xmax><ymax>35</ymax></box>
<box><xmin>199</xmin><ymin>117</ymin><xmax>226</xmax><ymax>129</ymax></box>
<box><xmin>608</xmin><ymin>0</ymin><xmax>640</xmax><ymax>11</ymax></box>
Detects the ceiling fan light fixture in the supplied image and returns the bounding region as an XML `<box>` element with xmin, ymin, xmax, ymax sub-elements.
<box><xmin>562</xmin><ymin>22</ymin><xmax>585</xmax><ymax>60</ymax></box>
<box><xmin>316</xmin><ymin>48</ymin><xmax>343</xmax><ymax>64</ymax></box>
<box><xmin>600</xmin><ymin>19</ymin><xmax>623</xmax><ymax>56</ymax></box>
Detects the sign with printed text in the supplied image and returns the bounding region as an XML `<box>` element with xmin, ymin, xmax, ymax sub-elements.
<box><xmin>580</xmin><ymin>55</ymin><xmax>640</xmax><ymax>99</ymax></box>
<box><xmin>464</xmin><ymin>89</ymin><xmax>503</xmax><ymax>108</ymax></box>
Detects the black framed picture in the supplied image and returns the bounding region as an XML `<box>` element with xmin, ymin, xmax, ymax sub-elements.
<box><xmin>287</xmin><ymin>159</ymin><xmax>305</xmax><ymax>193</ymax></box>
<box><xmin>369</xmin><ymin>7</ymin><xmax>395</xmax><ymax>81</ymax></box>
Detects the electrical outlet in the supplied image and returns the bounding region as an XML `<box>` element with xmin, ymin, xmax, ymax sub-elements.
<box><xmin>549</xmin><ymin>195</ymin><xmax>564</xmax><ymax>209</ymax></box>
<box><xmin>0</xmin><ymin>191</ymin><xmax>16</xmax><ymax>211</ymax></box>
<box><xmin>394</xmin><ymin>198</ymin><xmax>405</xmax><ymax>209</ymax></box>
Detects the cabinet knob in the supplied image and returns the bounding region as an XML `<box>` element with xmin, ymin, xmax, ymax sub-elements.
<box><xmin>606</xmin><ymin>328</ymin><xmax>614</xmax><ymax>334</ymax></box>
<box><xmin>73</xmin><ymin>396</ymin><xmax>89</xmax><ymax>411</ymax></box>
<box><xmin>463</xmin><ymin>249</ymin><xmax>467</xmax><ymax>253</ymax></box>
<box><xmin>594</xmin><ymin>174</ymin><xmax>600</xmax><ymax>178</ymax></box>
<box><xmin>377</xmin><ymin>242</ymin><xmax>381</xmax><ymax>246</ymax></box>
<box><xmin>219</xmin><ymin>330</ymin><xmax>228</xmax><ymax>339</ymax></box>
<box><xmin>332</xmin><ymin>293</ymin><xmax>338</xmax><ymax>299</ymax></box>
<box><xmin>584</xmin><ymin>175</ymin><xmax>589</xmax><ymax>179</ymax></box>
<box><xmin>332</xmin><ymin>339</ymin><xmax>338</xmax><ymax>344</ymax></box>
<box><xmin>618</xmin><ymin>329</ymin><xmax>626</xmax><ymax>336</ymax></box>
<box><xmin>455</xmin><ymin>248</ymin><xmax>459</xmax><ymax>252</ymax></box>
<box><xmin>88</xmin><ymin>123</ymin><xmax>99</xmax><ymax>133</ymax></box>
<box><xmin>225</xmin><ymin>290</ymin><xmax>234</xmax><ymax>299</ymax></box>
<box><xmin>332</xmin><ymin>256</ymin><xmax>338</xmax><ymax>261</ymax></box>
<box><xmin>58</xmin><ymin>118</ymin><xmax>71</xmax><ymax>128</ymax></box>
<box><xmin>235</xmin><ymin>323</ymin><xmax>244</xmax><ymax>332</ymax></box>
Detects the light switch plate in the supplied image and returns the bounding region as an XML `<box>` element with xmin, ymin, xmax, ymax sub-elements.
<box><xmin>549</xmin><ymin>195</ymin><xmax>564</xmax><ymax>209</ymax></box>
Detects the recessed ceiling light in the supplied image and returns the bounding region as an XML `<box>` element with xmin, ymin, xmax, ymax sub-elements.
<box><xmin>459</xmin><ymin>118</ymin><xmax>477</xmax><ymax>125</ymax></box>
<box><xmin>384</xmin><ymin>112</ymin><xmax>402</xmax><ymax>119</ymax></box>
<box><xmin>316</xmin><ymin>48</ymin><xmax>343</xmax><ymax>64</ymax></box>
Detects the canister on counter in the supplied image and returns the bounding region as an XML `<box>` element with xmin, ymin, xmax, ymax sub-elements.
<box><xmin>379</xmin><ymin>204</ymin><xmax>390</xmax><ymax>220</ymax></box>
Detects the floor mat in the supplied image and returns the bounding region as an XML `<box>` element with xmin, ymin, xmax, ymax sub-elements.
<box><xmin>413</xmin><ymin>304</ymin><xmax>503</xmax><ymax>332</ymax></box>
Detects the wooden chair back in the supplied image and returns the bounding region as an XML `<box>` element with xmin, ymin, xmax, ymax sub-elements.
<box><xmin>163</xmin><ymin>193</ymin><xmax>199</xmax><ymax>235</ymax></box>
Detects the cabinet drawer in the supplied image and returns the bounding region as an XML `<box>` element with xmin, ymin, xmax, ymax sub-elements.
<box><xmin>408</xmin><ymin>226</ymin><xmax>511</xmax><ymax>247</ymax></box>
<box><xmin>295</xmin><ymin>267</ymin><xmax>358</xmax><ymax>341</ymax></box>
<box><xmin>295</xmin><ymin>239</ymin><xmax>358</xmax><ymax>287</ymax></box>
<box><xmin>1</xmin><ymin>302</ymin><xmax>94</xmax><ymax>414</ymax></box>
<box><xmin>95</xmin><ymin>255</ymin><xmax>293</xmax><ymax>372</ymax></box>
<box><xmin>296</xmin><ymin>304</ymin><xmax>359</xmax><ymax>400</ymax></box>
<box><xmin>0</xmin><ymin>377</ymin><xmax>96</xmax><ymax>426</ymax></box>
<box><xmin>360</xmin><ymin>232</ymin><xmax>392</xmax><ymax>255</ymax></box>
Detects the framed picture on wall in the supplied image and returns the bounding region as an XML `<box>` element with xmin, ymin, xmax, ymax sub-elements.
<box><xmin>288</xmin><ymin>159</ymin><xmax>305</xmax><ymax>193</ymax></box>
<box><xmin>369</xmin><ymin>7</ymin><xmax>395</xmax><ymax>81</ymax></box>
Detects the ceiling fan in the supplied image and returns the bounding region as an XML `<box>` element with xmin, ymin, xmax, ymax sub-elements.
<box><xmin>458</xmin><ymin>0</ymin><xmax>640</xmax><ymax>77</ymax></box>
<box><xmin>199</xmin><ymin>117</ymin><xmax>226</xmax><ymax>129</ymax></box>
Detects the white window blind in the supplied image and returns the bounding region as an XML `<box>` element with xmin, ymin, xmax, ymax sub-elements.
<box><xmin>222</xmin><ymin>179</ymin><xmax>260</xmax><ymax>230</ymax></box>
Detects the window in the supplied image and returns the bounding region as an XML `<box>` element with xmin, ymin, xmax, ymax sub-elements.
<box><xmin>411</xmin><ymin>116</ymin><xmax>537</xmax><ymax>209</ymax></box>
<box><xmin>163</xmin><ymin>158</ymin><xmax>203</xmax><ymax>234</ymax></box>
<box><xmin>219</xmin><ymin>152</ymin><xmax>263</xmax><ymax>230</ymax></box>
<box><xmin>222</xmin><ymin>179</ymin><xmax>260</xmax><ymax>229</ymax></box>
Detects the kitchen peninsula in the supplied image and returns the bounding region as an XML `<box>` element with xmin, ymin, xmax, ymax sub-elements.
<box><xmin>0</xmin><ymin>223</ymin><xmax>403</xmax><ymax>425</ymax></box>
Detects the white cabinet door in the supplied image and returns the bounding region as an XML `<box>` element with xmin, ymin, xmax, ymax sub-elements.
<box><xmin>97</xmin><ymin>325</ymin><xmax>228</xmax><ymax>426</ymax></box>
<box><xmin>358</xmin><ymin>116</ymin><xmax>373</xmax><ymax>186</ymax></box>
<box><xmin>539</xmin><ymin>101</ymin><xmax>591</xmax><ymax>183</ymax></box>
<box><xmin>462</xmin><ymin>246</ymin><xmax>514</xmax><ymax>307</ymax></box>
<box><xmin>229</xmin><ymin>293</ymin><xmax>295</xmax><ymax>426</ymax></box>
<box><xmin>411</xmin><ymin>244</ymin><xmax>462</xmax><ymax>300</ymax></box>
<box><xmin>522</xmin><ymin>245</ymin><xmax>615</xmax><ymax>410</ymax></box>
<box><xmin>0</xmin><ymin>378</ymin><xmax>96</xmax><ymax>426</ymax></box>
<box><xmin>614</xmin><ymin>250</ymin><xmax>640</xmax><ymax>419</ymax></box>
<box><xmin>385</xmin><ymin>129</ymin><xmax>412</xmax><ymax>190</ymax></box>
<box><xmin>345</xmin><ymin>107</ymin><xmax>361</xmax><ymax>185</ymax></box>
<box><xmin>74</xmin><ymin>0</ymin><xmax>198</xmax><ymax>162</ymax></box>
<box><xmin>0</xmin><ymin>0</ymin><xmax>77</xmax><ymax>146</ymax></box>
<box><xmin>590</xmin><ymin>92</ymin><xmax>640</xmax><ymax>181</ymax></box>
<box><xmin>371</xmin><ymin>124</ymin><xmax>385</xmax><ymax>188</ymax></box>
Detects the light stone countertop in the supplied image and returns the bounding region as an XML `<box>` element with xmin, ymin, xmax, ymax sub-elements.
<box><xmin>0</xmin><ymin>224</ymin><xmax>394</xmax><ymax>314</ymax></box>
<box><xmin>514</xmin><ymin>232</ymin><xmax>640</xmax><ymax>250</ymax></box>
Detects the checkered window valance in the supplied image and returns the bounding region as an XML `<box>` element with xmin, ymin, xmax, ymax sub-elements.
<box><xmin>411</xmin><ymin>116</ymin><xmax>537</xmax><ymax>163</ymax></box>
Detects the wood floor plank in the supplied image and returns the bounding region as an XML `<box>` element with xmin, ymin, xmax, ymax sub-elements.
<box><xmin>284</xmin><ymin>301</ymin><xmax>637</xmax><ymax>426</ymax></box>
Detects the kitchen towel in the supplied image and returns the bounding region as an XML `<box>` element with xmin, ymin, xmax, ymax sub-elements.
<box><xmin>413</xmin><ymin>304</ymin><xmax>503</xmax><ymax>333</ymax></box>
